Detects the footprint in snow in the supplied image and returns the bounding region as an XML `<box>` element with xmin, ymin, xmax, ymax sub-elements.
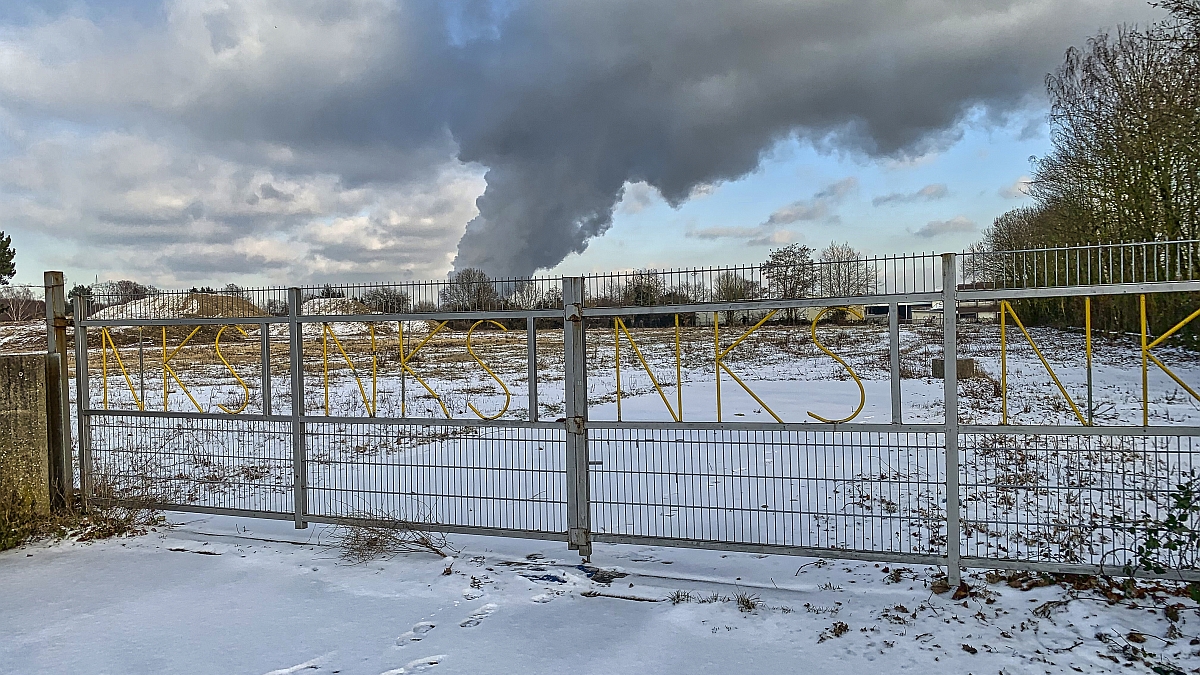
<box><xmin>459</xmin><ymin>603</ymin><xmax>498</xmax><ymax>627</ymax></box>
<box><xmin>396</xmin><ymin>622</ymin><xmax>436</xmax><ymax>646</ymax></box>
<box><xmin>379</xmin><ymin>654</ymin><xmax>446</xmax><ymax>674</ymax></box>
<box><xmin>263</xmin><ymin>655</ymin><xmax>326</xmax><ymax>674</ymax></box>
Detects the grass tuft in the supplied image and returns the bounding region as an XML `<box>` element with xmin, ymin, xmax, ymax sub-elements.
<box><xmin>668</xmin><ymin>590</ymin><xmax>694</xmax><ymax>605</ymax></box>
<box><xmin>734</xmin><ymin>591</ymin><xmax>761</xmax><ymax>613</ymax></box>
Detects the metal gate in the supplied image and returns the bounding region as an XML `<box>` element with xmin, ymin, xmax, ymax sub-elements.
<box><xmin>70</xmin><ymin>241</ymin><xmax>1200</xmax><ymax>585</ymax></box>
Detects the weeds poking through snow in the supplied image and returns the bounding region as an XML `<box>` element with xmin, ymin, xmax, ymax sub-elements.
<box><xmin>817</xmin><ymin>621</ymin><xmax>850</xmax><ymax>642</ymax></box>
<box><xmin>668</xmin><ymin>590</ymin><xmax>694</xmax><ymax>605</ymax></box>
<box><xmin>735</xmin><ymin>591</ymin><xmax>761</xmax><ymax>613</ymax></box>
<box><xmin>817</xmin><ymin>581</ymin><xmax>842</xmax><ymax>591</ymax></box>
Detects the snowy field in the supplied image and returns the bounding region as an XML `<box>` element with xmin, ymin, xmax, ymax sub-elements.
<box><xmin>3</xmin><ymin>513</ymin><xmax>1200</xmax><ymax>675</ymax></box>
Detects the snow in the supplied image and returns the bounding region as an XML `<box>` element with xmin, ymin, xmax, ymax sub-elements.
<box><xmin>3</xmin><ymin>513</ymin><xmax>1198</xmax><ymax>674</ymax></box>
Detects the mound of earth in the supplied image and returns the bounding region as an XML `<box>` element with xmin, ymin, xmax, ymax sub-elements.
<box><xmin>91</xmin><ymin>293</ymin><xmax>266</xmax><ymax>321</ymax></box>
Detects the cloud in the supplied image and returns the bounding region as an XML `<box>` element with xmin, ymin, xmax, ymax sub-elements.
<box><xmin>872</xmin><ymin>183</ymin><xmax>948</xmax><ymax>206</ymax></box>
<box><xmin>687</xmin><ymin>177</ymin><xmax>853</xmax><ymax>246</ymax></box>
<box><xmin>689</xmin><ymin>225</ymin><xmax>795</xmax><ymax>247</ymax></box>
<box><xmin>0</xmin><ymin>0</ymin><xmax>1163</xmax><ymax>282</ymax></box>
<box><xmin>0</xmin><ymin>129</ymin><xmax>484</xmax><ymax>285</ymax></box>
<box><xmin>764</xmin><ymin>177</ymin><xmax>857</xmax><ymax>226</ymax></box>
<box><xmin>999</xmin><ymin>176</ymin><xmax>1032</xmax><ymax>198</ymax></box>
<box><xmin>914</xmin><ymin>215</ymin><xmax>976</xmax><ymax>238</ymax></box>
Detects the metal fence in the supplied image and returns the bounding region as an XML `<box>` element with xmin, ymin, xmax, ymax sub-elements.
<box><xmin>63</xmin><ymin>242</ymin><xmax>1200</xmax><ymax>584</ymax></box>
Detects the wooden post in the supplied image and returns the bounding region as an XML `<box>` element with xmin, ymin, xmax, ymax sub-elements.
<box><xmin>44</xmin><ymin>271</ymin><xmax>74</xmax><ymax>511</ymax></box>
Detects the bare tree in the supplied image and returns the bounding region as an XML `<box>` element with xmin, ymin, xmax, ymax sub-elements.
<box><xmin>92</xmin><ymin>280</ymin><xmax>158</xmax><ymax>306</ymax></box>
<box><xmin>762</xmin><ymin>243</ymin><xmax>815</xmax><ymax>322</ymax></box>
<box><xmin>712</xmin><ymin>271</ymin><xmax>762</xmax><ymax>324</ymax></box>
<box><xmin>506</xmin><ymin>281</ymin><xmax>545</xmax><ymax>309</ymax></box>
<box><xmin>816</xmin><ymin>241</ymin><xmax>871</xmax><ymax>298</ymax></box>
<box><xmin>361</xmin><ymin>287</ymin><xmax>411</xmax><ymax>313</ymax></box>
<box><xmin>440</xmin><ymin>268</ymin><xmax>500</xmax><ymax>311</ymax></box>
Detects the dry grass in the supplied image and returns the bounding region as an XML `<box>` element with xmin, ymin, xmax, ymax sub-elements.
<box><xmin>1</xmin><ymin>485</ymin><xmax>163</xmax><ymax>552</ymax></box>
<box><xmin>324</xmin><ymin>510</ymin><xmax>455</xmax><ymax>563</ymax></box>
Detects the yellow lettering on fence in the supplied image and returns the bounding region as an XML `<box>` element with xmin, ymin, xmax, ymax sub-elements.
<box><xmin>466</xmin><ymin>320</ymin><xmax>513</xmax><ymax>420</ymax></box>
<box><xmin>162</xmin><ymin>326</ymin><xmax>204</xmax><ymax>412</ymax></box>
<box><xmin>321</xmin><ymin>323</ymin><xmax>377</xmax><ymax>417</ymax></box>
<box><xmin>99</xmin><ymin>328</ymin><xmax>143</xmax><ymax>411</ymax></box>
<box><xmin>1140</xmin><ymin>294</ymin><xmax>1200</xmax><ymax>426</ymax></box>
<box><xmin>807</xmin><ymin>307</ymin><xmax>866</xmax><ymax>424</ymax></box>
<box><xmin>999</xmin><ymin>300</ymin><xmax>1088</xmax><ymax>426</ymax></box>
<box><xmin>612</xmin><ymin>317</ymin><xmax>681</xmax><ymax>422</ymax></box>
<box><xmin>399</xmin><ymin>320</ymin><xmax>451</xmax><ymax>418</ymax></box>
<box><xmin>214</xmin><ymin>325</ymin><xmax>252</xmax><ymax>414</ymax></box>
<box><xmin>713</xmin><ymin>309</ymin><xmax>782</xmax><ymax>423</ymax></box>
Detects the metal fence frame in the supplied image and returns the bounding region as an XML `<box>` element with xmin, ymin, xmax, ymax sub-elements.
<box><xmin>66</xmin><ymin>244</ymin><xmax>1200</xmax><ymax>585</ymax></box>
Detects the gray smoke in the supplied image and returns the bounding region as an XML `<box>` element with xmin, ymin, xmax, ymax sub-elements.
<box><xmin>0</xmin><ymin>0</ymin><xmax>1164</xmax><ymax>280</ymax></box>
<box><xmin>440</xmin><ymin>0</ymin><xmax>1159</xmax><ymax>275</ymax></box>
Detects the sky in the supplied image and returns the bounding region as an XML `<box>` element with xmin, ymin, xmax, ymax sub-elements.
<box><xmin>0</xmin><ymin>0</ymin><xmax>1166</xmax><ymax>288</ymax></box>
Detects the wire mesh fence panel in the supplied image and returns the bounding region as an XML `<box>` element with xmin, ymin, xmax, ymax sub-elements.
<box><xmin>83</xmin><ymin>324</ymin><xmax>292</xmax><ymax>417</ymax></box>
<box><xmin>65</xmin><ymin>241</ymin><xmax>1200</xmax><ymax>577</ymax></box>
<box><xmin>960</xmin><ymin>432</ymin><xmax>1200</xmax><ymax>570</ymax></box>
<box><xmin>89</xmin><ymin>414</ymin><xmax>294</xmax><ymax>514</ymax></box>
<box><xmin>588</xmin><ymin>426</ymin><xmax>947</xmax><ymax>555</ymax></box>
<box><xmin>85</xmin><ymin>286</ymin><xmax>292</xmax><ymax>320</ymax></box>
<box><xmin>583</xmin><ymin>254</ymin><xmax>943</xmax><ymax>310</ymax></box>
<box><xmin>304</xmin><ymin>423</ymin><xmax>567</xmax><ymax>534</ymax></box>
<box><xmin>298</xmin><ymin>277</ymin><xmax>564</xmax><ymax>315</ymax></box>
<box><xmin>959</xmin><ymin>240</ymin><xmax>1200</xmax><ymax>290</ymax></box>
<box><xmin>294</xmin><ymin>319</ymin><xmax>565</xmax><ymax>422</ymax></box>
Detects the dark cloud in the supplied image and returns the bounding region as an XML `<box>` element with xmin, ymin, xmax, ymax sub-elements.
<box><xmin>0</xmin><ymin>0</ymin><xmax>1165</xmax><ymax>282</ymax></box>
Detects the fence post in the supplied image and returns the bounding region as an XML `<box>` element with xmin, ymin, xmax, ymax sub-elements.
<box><xmin>562</xmin><ymin>277</ymin><xmax>591</xmax><ymax>558</ymax></box>
<box><xmin>43</xmin><ymin>271</ymin><xmax>74</xmax><ymax>511</ymax></box>
<box><xmin>288</xmin><ymin>287</ymin><xmax>308</xmax><ymax>529</ymax></box>
<box><xmin>941</xmin><ymin>254</ymin><xmax>961</xmax><ymax>587</ymax></box>
<box><xmin>527</xmin><ymin>316</ymin><xmax>538</xmax><ymax>422</ymax></box>
<box><xmin>72</xmin><ymin>295</ymin><xmax>92</xmax><ymax>506</ymax></box>
<box><xmin>889</xmin><ymin>301</ymin><xmax>902</xmax><ymax>424</ymax></box>
<box><xmin>261</xmin><ymin>320</ymin><xmax>273</xmax><ymax>416</ymax></box>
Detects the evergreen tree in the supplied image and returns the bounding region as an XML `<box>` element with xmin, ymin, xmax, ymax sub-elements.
<box><xmin>0</xmin><ymin>232</ymin><xmax>14</xmax><ymax>285</ymax></box>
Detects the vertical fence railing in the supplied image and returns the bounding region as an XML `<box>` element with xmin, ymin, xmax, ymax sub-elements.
<box><xmin>941</xmin><ymin>253</ymin><xmax>961</xmax><ymax>586</ymax></box>
<box><xmin>72</xmin><ymin>296</ymin><xmax>92</xmax><ymax>505</ymax></box>
<box><xmin>288</xmin><ymin>287</ymin><xmax>307</xmax><ymax>529</ymax></box>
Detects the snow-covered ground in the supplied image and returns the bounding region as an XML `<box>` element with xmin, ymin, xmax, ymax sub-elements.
<box><xmin>3</xmin><ymin>513</ymin><xmax>1199</xmax><ymax>675</ymax></box>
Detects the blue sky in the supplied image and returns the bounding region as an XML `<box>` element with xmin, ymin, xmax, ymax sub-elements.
<box><xmin>551</xmin><ymin>109</ymin><xmax>1043</xmax><ymax>276</ymax></box>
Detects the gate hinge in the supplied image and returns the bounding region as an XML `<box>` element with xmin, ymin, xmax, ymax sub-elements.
<box><xmin>568</xmin><ymin>527</ymin><xmax>590</xmax><ymax>548</ymax></box>
<box><xmin>565</xmin><ymin>416</ymin><xmax>586</xmax><ymax>434</ymax></box>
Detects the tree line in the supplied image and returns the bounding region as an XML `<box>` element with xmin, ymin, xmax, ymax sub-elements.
<box><xmin>976</xmin><ymin>0</ymin><xmax>1200</xmax><ymax>342</ymax></box>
